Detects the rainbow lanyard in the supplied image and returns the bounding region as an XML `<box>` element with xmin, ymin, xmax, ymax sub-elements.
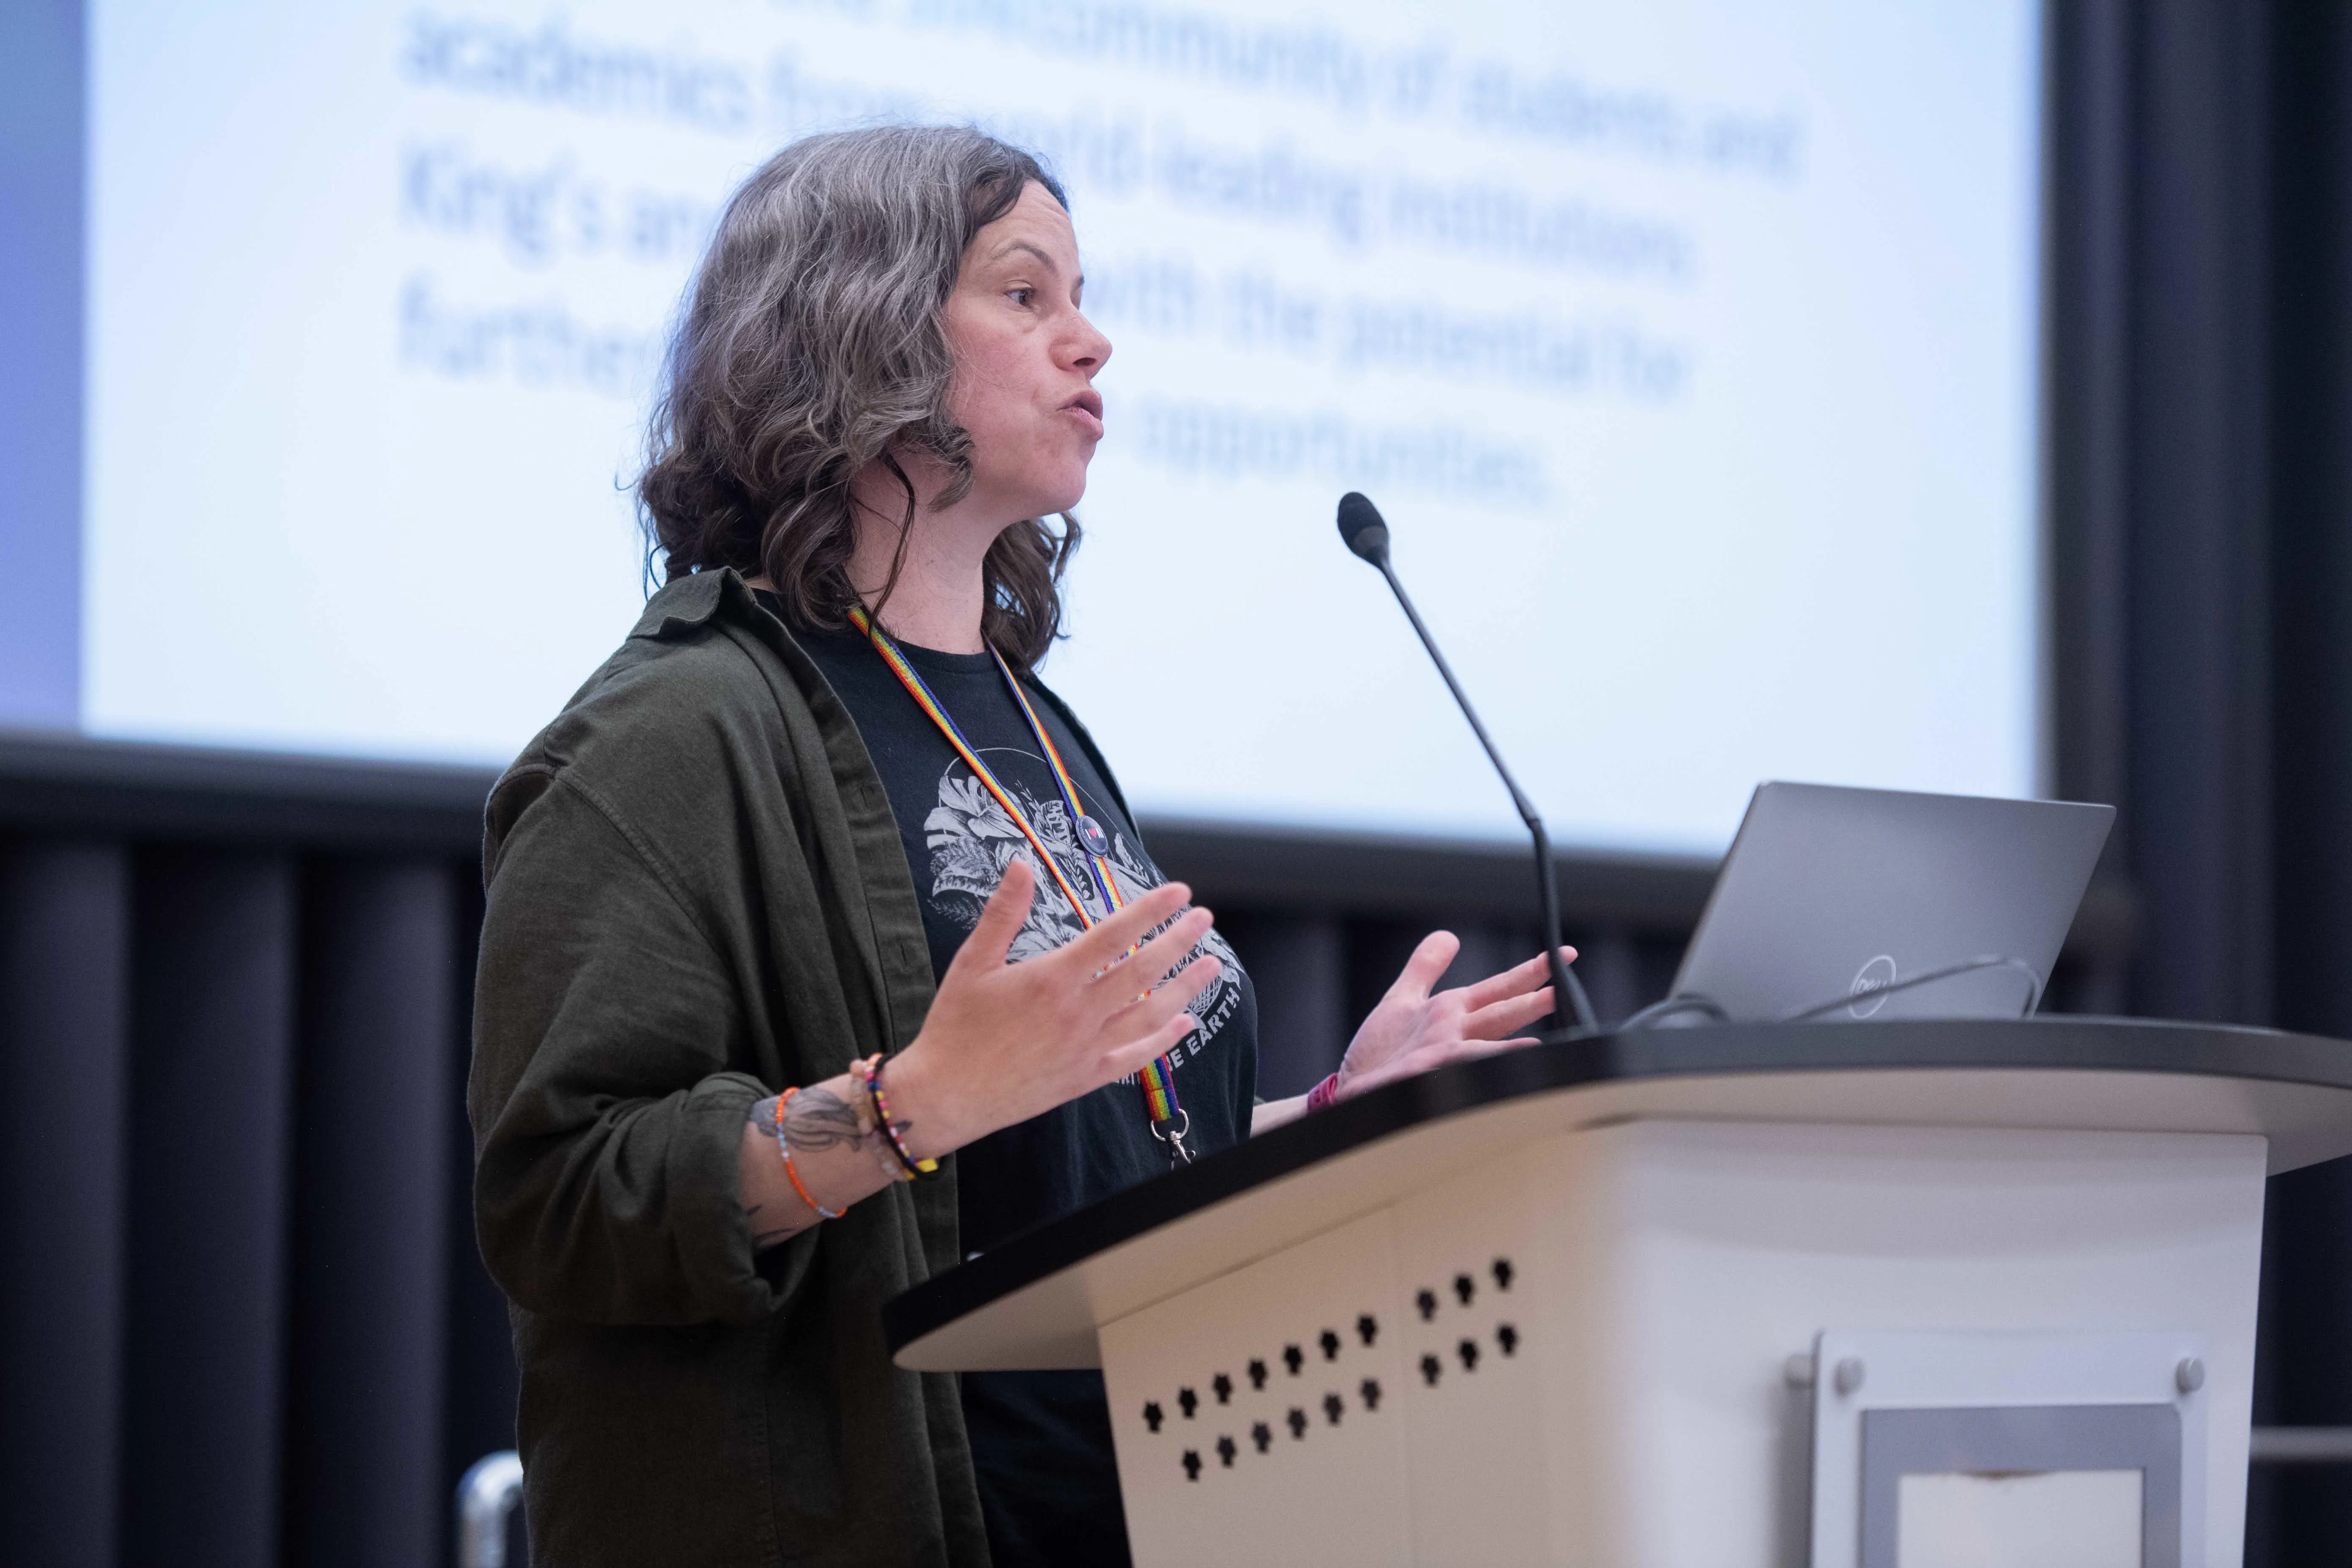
<box><xmin>847</xmin><ymin>606</ymin><xmax>1192</xmax><ymax>1162</ymax></box>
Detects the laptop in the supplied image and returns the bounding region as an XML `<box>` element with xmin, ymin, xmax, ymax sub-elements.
<box><xmin>1661</xmin><ymin>782</ymin><xmax>2115</xmax><ymax>1025</ymax></box>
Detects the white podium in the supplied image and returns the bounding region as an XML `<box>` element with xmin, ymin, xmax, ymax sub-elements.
<box><xmin>885</xmin><ymin>1020</ymin><xmax>2352</xmax><ymax>1568</ymax></box>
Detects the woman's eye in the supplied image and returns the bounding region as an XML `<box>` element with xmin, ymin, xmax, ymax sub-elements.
<box><xmin>1008</xmin><ymin>287</ymin><xmax>1035</xmax><ymax>307</ymax></box>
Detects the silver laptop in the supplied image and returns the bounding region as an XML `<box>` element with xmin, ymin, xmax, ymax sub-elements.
<box><xmin>1665</xmin><ymin>782</ymin><xmax>2114</xmax><ymax>1024</ymax></box>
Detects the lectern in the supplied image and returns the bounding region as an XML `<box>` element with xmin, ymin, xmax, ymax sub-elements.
<box><xmin>884</xmin><ymin>1020</ymin><xmax>2352</xmax><ymax>1567</ymax></box>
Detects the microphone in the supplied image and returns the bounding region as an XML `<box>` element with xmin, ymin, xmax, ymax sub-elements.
<box><xmin>1336</xmin><ymin>491</ymin><xmax>1599</xmax><ymax>1035</ymax></box>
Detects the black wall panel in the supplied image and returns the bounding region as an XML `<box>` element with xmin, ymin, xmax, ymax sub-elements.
<box><xmin>285</xmin><ymin>860</ymin><xmax>458</xmax><ymax>1568</ymax></box>
<box><xmin>121</xmin><ymin>850</ymin><xmax>298</xmax><ymax>1567</ymax></box>
<box><xmin>439</xmin><ymin>868</ymin><xmax>522</xmax><ymax>1543</ymax></box>
<box><xmin>2044</xmin><ymin>1</ymin><xmax>2352</xmax><ymax>1557</ymax></box>
<box><xmin>2123</xmin><ymin>0</ymin><xmax>2277</xmax><ymax>1027</ymax></box>
<box><xmin>1216</xmin><ymin>910</ymin><xmax>1347</xmax><ymax>1099</ymax></box>
<box><xmin>0</xmin><ymin>840</ymin><xmax>128</xmax><ymax>1568</ymax></box>
<box><xmin>2248</xmin><ymin>0</ymin><xmax>2352</xmax><ymax>1556</ymax></box>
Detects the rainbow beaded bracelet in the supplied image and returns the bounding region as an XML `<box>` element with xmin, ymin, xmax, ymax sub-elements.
<box><xmin>860</xmin><ymin>1054</ymin><xmax>937</xmax><ymax>1179</ymax></box>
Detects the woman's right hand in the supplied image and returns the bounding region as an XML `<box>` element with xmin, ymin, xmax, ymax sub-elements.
<box><xmin>883</xmin><ymin>859</ymin><xmax>1222</xmax><ymax>1160</ymax></box>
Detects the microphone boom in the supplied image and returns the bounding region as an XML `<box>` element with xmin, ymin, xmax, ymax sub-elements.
<box><xmin>1335</xmin><ymin>492</ymin><xmax>1599</xmax><ymax>1036</ymax></box>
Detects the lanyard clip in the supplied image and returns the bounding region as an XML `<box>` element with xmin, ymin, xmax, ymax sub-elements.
<box><xmin>1151</xmin><ymin>1108</ymin><xmax>1193</xmax><ymax>1168</ymax></box>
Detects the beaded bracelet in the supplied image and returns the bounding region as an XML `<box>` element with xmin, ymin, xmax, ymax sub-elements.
<box><xmin>863</xmin><ymin>1053</ymin><xmax>938</xmax><ymax>1179</ymax></box>
<box><xmin>847</xmin><ymin>1055</ymin><xmax>910</xmax><ymax>1183</ymax></box>
<box><xmin>776</xmin><ymin>1088</ymin><xmax>841</xmax><ymax>1220</ymax></box>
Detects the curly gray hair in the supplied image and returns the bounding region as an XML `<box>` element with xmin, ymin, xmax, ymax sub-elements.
<box><xmin>637</xmin><ymin>125</ymin><xmax>1077</xmax><ymax>666</ymax></box>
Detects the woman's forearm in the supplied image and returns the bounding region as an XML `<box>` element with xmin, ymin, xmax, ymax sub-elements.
<box><xmin>739</xmin><ymin>1073</ymin><xmax>908</xmax><ymax>1246</ymax></box>
<box><xmin>1250</xmin><ymin>1093</ymin><xmax>1309</xmax><ymax>1136</ymax></box>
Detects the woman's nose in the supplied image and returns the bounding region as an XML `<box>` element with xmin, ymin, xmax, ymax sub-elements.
<box><xmin>1069</xmin><ymin>313</ymin><xmax>1112</xmax><ymax>376</ymax></box>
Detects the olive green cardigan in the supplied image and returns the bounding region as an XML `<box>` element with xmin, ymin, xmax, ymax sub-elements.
<box><xmin>471</xmin><ymin>569</ymin><xmax>1053</xmax><ymax>1566</ymax></box>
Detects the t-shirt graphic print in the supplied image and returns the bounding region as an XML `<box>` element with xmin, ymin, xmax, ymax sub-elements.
<box><xmin>923</xmin><ymin>762</ymin><xmax>1248</xmax><ymax>1075</ymax></box>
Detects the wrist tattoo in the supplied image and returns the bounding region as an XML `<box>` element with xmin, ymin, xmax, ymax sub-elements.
<box><xmin>783</xmin><ymin>1084</ymin><xmax>897</xmax><ymax>1152</ymax></box>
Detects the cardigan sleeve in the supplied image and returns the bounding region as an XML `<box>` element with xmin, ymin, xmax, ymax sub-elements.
<box><xmin>469</xmin><ymin>770</ymin><xmax>811</xmax><ymax>1327</ymax></box>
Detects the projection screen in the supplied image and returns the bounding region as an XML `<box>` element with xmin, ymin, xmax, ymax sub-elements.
<box><xmin>65</xmin><ymin>0</ymin><xmax>2042</xmax><ymax>853</ymax></box>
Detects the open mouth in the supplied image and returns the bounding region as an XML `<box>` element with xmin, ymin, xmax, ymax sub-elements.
<box><xmin>1062</xmin><ymin>390</ymin><xmax>1105</xmax><ymax>436</ymax></box>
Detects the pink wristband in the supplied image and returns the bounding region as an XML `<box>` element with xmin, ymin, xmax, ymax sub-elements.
<box><xmin>1305</xmin><ymin>1073</ymin><xmax>1342</xmax><ymax>1113</ymax></box>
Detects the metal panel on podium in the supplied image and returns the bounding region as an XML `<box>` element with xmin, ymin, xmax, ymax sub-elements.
<box><xmin>883</xmin><ymin>1020</ymin><xmax>2352</xmax><ymax>1568</ymax></box>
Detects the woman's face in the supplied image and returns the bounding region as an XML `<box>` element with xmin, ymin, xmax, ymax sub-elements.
<box><xmin>940</xmin><ymin>180</ymin><xmax>1111</xmax><ymax>524</ymax></box>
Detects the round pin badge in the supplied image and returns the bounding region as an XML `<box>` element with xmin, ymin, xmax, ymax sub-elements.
<box><xmin>1076</xmin><ymin>814</ymin><xmax>1111</xmax><ymax>855</ymax></box>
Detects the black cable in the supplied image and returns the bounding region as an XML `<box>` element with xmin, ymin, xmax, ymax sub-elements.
<box><xmin>1609</xmin><ymin>955</ymin><xmax>2043</xmax><ymax>1034</ymax></box>
<box><xmin>1615</xmin><ymin>994</ymin><xmax>1731</xmax><ymax>1031</ymax></box>
<box><xmin>1776</xmin><ymin>955</ymin><xmax>2043</xmax><ymax>1024</ymax></box>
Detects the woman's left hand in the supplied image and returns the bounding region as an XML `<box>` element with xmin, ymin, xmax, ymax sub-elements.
<box><xmin>1330</xmin><ymin>934</ymin><xmax>1577</xmax><ymax>1102</ymax></box>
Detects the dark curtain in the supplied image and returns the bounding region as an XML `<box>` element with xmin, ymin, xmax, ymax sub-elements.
<box><xmin>2048</xmin><ymin>2</ymin><xmax>2352</xmax><ymax>1558</ymax></box>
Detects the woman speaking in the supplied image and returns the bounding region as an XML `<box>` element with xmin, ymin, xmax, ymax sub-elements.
<box><xmin>469</xmin><ymin>124</ymin><xmax>1568</xmax><ymax>1566</ymax></box>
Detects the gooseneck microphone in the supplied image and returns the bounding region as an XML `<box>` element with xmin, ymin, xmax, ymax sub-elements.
<box><xmin>1337</xmin><ymin>492</ymin><xmax>1600</xmax><ymax>1036</ymax></box>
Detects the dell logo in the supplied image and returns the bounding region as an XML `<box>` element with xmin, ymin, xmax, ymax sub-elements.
<box><xmin>1849</xmin><ymin>955</ymin><xmax>1898</xmax><ymax>1019</ymax></box>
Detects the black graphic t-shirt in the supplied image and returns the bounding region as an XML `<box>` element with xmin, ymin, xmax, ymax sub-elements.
<box><xmin>782</xmin><ymin>607</ymin><xmax>1259</xmax><ymax>1566</ymax></box>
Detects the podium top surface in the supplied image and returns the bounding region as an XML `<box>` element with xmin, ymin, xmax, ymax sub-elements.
<box><xmin>883</xmin><ymin>1017</ymin><xmax>2352</xmax><ymax>1371</ymax></box>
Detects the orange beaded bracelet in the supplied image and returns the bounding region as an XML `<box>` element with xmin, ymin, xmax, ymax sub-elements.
<box><xmin>775</xmin><ymin>1088</ymin><xmax>841</xmax><ymax>1220</ymax></box>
